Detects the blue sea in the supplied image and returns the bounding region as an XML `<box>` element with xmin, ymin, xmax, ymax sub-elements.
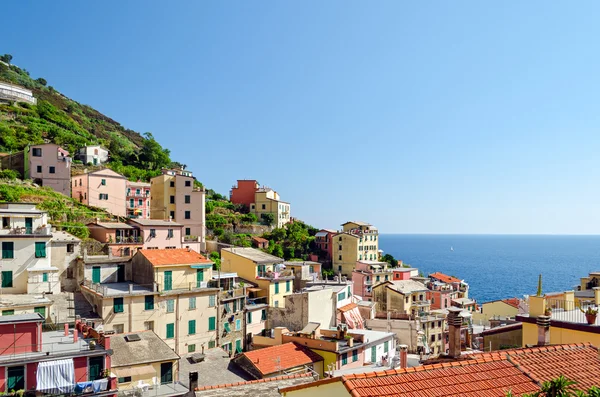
<box><xmin>379</xmin><ymin>234</ymin><xmax>600</xmax><ymax>303</ymax></box>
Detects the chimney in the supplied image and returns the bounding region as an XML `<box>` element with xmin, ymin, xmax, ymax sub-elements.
<box><xmin>594</xmin><ymin>287</ymin><xmax>600</xmax><ymax>306</ymax></box>
<box><xmin>64</xmin><ymin>323</ymin><xmax>69</xmax><ymax>336</ymax></box>
<box><xmin>447</xmin><ymin>307</ymin><xmax>463</xmax><ymax>359</ymax></box>
<box><xmin>189</xmin><ymin>371</ymin><xmax>198</xmax><ymax>392</ymax></box>
<box><xmin>537</xmin><ymin>313</ymin><xmax>551</xmax><ymax>346</ymax></box>
<box><xmin>399</xmin><ymin>344</ymin><xmax>408</xmax><ymax>368</ymax></box>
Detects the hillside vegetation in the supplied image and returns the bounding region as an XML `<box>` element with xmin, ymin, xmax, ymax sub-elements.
<box><xmin>0</xmin><ymin>55</ymin><xmax>172</xmax><ymax>182</ymax></box>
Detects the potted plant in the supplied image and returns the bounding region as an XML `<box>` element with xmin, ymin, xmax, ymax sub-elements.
<box><xmin>544</xmin><ymin>307</ymin><xmax>552</xmax><ymax>316</ymax></box>
<box><xmin>580</xmin><ymin>306</ymin><xmax>598</xmax><ymax>325</ymax></box>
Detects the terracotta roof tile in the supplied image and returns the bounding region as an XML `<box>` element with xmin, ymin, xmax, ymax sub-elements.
<box><xmin>429</xmin><ymin>272</ymin><xmax>462</xmax><ymax>284</ymax></box>
<box><xmin>502</xmin><ymin>298</ymin><xmax>521</xmax><ymax>308</ymax></box>
<box><xmin>137</xmin><ymin>248</ymin><xmax>212</xmax><ymax>267</ymax></box>
<box><xmin>235</xmin><ymin>342</ymin><xmax>323</xmax><ymax>376</ymax></box>
<box><xmin>339</xmin><ymin>302</ymin><xmax>358</xmax><ymax>313</ymax></box>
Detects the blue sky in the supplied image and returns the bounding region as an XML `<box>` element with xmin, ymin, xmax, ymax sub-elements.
<box><xmin>3</xmin><ymin>2</ymin><xmax>600</xmax><ymax>234</ymax></box>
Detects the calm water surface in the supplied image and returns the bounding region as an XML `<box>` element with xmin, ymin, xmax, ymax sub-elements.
<box><xmin>379</xmin><ymin>234</ymin><xmax>600</xmax><ymax>303</ymax></box>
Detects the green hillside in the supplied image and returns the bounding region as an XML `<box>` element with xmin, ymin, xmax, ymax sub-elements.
<box><xmin>0</xmin><ymin>54</ymin><xmax>171</xmax><ymax>182</ymax></box>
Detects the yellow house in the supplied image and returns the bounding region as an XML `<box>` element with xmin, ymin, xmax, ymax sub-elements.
<box><xmin>476</xmin><ymin>298</ymin><xmax>520</xmax><ymax>324</ymax></box>
<box><xmin>372</xmin><ymin>280</ymin><xmax>430</xmax><ymax>315</ymax></box>
<box><xmin>517</xmin><ymin>288</ymin><xmax>600</xmax><ymax>347</ymax></box>
<box><xmin>111</xmin><ymin>330</ymin><xmax>189</xmax><ymax>395</ymax></box>
<box><xmin>250</xmin><ymin>189</ymin><xmax>291</xmax><ymax>228</ymax></box>
<box><xmin>80</xmin><ymin>248</ymin><xmax>220</xmax><ymax>355</ymax></box>
<box><xmin>332</xmin><ymin>221</ymin><xmax>379</xmax><ymax>276</ymax></box>
<box><xmin>221</xmin><ymin>247</ymin><xmax>293</xmax><ymax>308</ymax></box>
<box><xmin>150</xmin><ymin>168</ymin><xmax>206</xmax><ymax>249</ymax></box>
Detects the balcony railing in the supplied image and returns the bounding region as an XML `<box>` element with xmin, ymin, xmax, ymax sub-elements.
<box><xmin>183</xmin><ymin>235</ymin><xmax>199</xmax><ymax>242</ymax></box>
<box><xmin>220</xmin><ymin>288</ymin><xmax>246</xmax><ymax>301</ymax></box>
<box><xmin>113</xmin><ymin>236</ymin><xmax>143</xmax><ymax>244</ymax></box>
<box><xmin>257</xmin><ymin>271</ymin><xmax>294</xmax><ymax>280</ymax></box>
<box><xmin>3</xmin><ymin>225</ymin><xmax>51</xmax><ymax>236</ymax></box>
<box><xmin>545</xmin><ymin>298</ymin><xmax>598</xmax><ymax>325</ymax></box>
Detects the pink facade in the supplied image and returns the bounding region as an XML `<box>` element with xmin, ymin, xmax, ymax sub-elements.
<box><xmin>126</xmin><ymin>181</ymin><xmax>151</xmax><ymax>219</ymax></box>
<box><xmin>428</xmin><ymin>290</ymin><xmax>459</xmax><ymax>310</ymax></box>
<box><xmin>27</xmin><ymin>143</ymin><xmax>72</xmax><ymax>196</ymax></box>
<box><xmin>72</xmin><ymin>169</ymin><xmax>127</xmax><ymax>217</ymax></box>
<box><xmin>315</xmin><ymin>229</ymin><xmax>336</xmax><ymax>261</ymax></box>
<box><xmin>230</xmin><ymin>179</ymin><xmax>259</xmax><ymax>208</ymax></box>
<box><xmin>0</xmin><ymin>322</ymin><xmax>40</xmax><ymax>356</ymax></box>
<box><xmin>87</xmin><ymin>219</ymin><xmax>184</xmax><ymax>257</ymax></box>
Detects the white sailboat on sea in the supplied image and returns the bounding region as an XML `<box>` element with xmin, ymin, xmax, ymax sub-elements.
<box><xmin>450</xmin><ymin>246</ymin><xmax>454</xmax><ymax>252</ymax></box>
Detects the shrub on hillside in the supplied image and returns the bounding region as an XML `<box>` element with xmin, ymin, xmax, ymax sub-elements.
<box><xmin>0</xmin><ymin>169</ymin><xmax>20</xmax><ymax>180</ymax></box>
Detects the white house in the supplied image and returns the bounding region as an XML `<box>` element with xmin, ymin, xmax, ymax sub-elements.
<box><xmin>0</xmin><ymin>203</ymin><xmax>57</xmax><ymax>294</ymax></box>
<box><xmin>76</xmin><ymin>145</ymin><xmax>109</xmax><ymax>165</ymax></box>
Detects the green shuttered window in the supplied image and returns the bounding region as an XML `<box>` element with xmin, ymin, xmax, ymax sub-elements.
<box><xmin>166</xmin><ymin>323</ymin><xmax>174</xmax><ymax>339</ymax></box>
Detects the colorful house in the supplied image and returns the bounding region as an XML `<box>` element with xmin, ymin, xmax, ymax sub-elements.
<box><xmin>80</xmin><ymin>249</ymin><xmax>220</xmax><ymax>355</ymax></box>
<box><xmin>229</xmin><ymin>180</ymin><xmax>291</xmax><ymax>228</ymax></box>
<box><xmin>71</xmin><ymin>169</ymin><xmax>127</xmax><ymax>217</ymax></box>
<box><xmin>232</xmin><ymin>342</ymin><xmax>324</xmax><ymax>379</ymax></box>
<box><xmin>314</xmin><ymin>229</ymin><xmax>336</xmax><ymax>262</ymax></box>
<box><xmin>150</xmin><ymin>168</ymin><xmax>206</xmax><ymax>250</ymax></box>
<box><xmin>332</xmin><ymin>221</ymin><xmax>379</xmax><ymax>276</ymax></box>
<box><xmin>352</xmin><ymin>260</ymin><xmax>417</xmax><ymax>301</ymax></box>
<box><xmin>221</xmin><ymin>247</ymin><xmax>293</xmax><ymax>308</ymax></box>
<box><xmin>126</xmin><ymin>180</ymin><xmax>151</xmax><ymax>219</ymax></box>
<box><xmin>0</xmin><ymin>313</ymin><xmax>117</xmax><ymax>396</ymax></box>
<box><xmin>372</xmin><ymin>280</ymin><xmax>430</xmax><ymax>315</ymax></box>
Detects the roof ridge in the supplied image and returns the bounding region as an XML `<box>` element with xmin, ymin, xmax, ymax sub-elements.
<box><xmin>194</xmin><ymin>372</ymin><xmax>312</xmax><ymax>391</ymax></box>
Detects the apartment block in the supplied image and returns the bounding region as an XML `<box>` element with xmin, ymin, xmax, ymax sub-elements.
<box><xmin>80</xmin><ymin>249</ymin><xmax>219</xmax><ymax>355</ymax></box>
<box><xmin>332</xmin><ymin>221</ymin><xmax>379</xmax><ymax>276</ymax></box>
<box><xmin>71</xmin><ymin>169</ymin><xmax>127</xmax><ymax>217</ymax></box>
<box><xmin>126</xmin><ymin>180</ymin><xmax>151</xmax><ymax>219</ymax></box>
<box><xmin>352</xmin><ymin>261</ymin><xmax>418</xmax><ymax>301</ymax></box>
<box><xmin>372</xmin><ymin>280</ymin><xmax>431</xmax><ymax>316</ymax></box>
<box><xmin>150</xmin><ymin>168</ymin><xmax>205</xmax><ymax>250</ymax></box>
<box><xmin>315</xmin><ymin>229</ymin><xmax>336</xmax><ymax>262</ymax></box>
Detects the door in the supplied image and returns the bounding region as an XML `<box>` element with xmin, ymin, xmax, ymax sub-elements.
<box><xmin>160</xmin><ymin>362</ymin><xmax>173</xmax><ymax>384</ymax></box>
<box><xmin>371</xmin><ymin>346</ymin><xmax>377</xmax><ymax>363</ymax></box>
<box><xmin>25</xmin><ymin>217</ymin><xmax>32</xmax><ymax>234</ymax></box>
<box><xmin>164</xmin><ymin>271</ymin><xmax>172</xmax><ymax>291</ymax></box>
<box><xmin>88</xmin><ymin>356</ymin><xmax>104</xmax><ymax>381</ymax></box>
<box><xmin>92</xmin><ymin>266</ymin><xmax>101</xmax><ymax>284</ymax></box>
<box><xmin>7</xmin><ymin>366</ymin><xmax>25</xmax><ymax>390</ymax></box>
<box><xmin>117</xmin><ymin>265</ymin><xmax>125</xmax><ymax>282</ymax></box>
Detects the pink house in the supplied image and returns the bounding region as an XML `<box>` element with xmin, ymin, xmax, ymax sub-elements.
<box><xmin>71</xmin><ymin>169</ymin><xmax>127</xmax><ymax>216</ymax></box>
<box><xmin>27</xmin><ymin>143</ymin><xmax>72</xmax><ymax>196</ymax></box>
<box><xmin>315</xmin><ymin>229</ymin><xmax>336</xmax><ymax>261</ymax></box>
<box><xmin>87</xmin><ymin>218</ymin><xmax>184</xmax><ymax>257</ymax></box>
<box><xmin>126</xmin><ymin>180</ymin><xmax>151</xmax><ymax>219</ymax></box>
<box><xmin>352</xmin><ymin>261</ymin><xmax>418</xmax><ymax>301</ymax></box>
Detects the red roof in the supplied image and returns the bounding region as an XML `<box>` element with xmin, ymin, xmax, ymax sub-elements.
<box><xmin>236</xmin><ymin>342</ymin><xmax>323</xmax><ymax>376</ymax></box>
<box><xmin>138</xmin><ymin>248</ymin><xmax>212</xmax><ymax>267</ymax></box>
<box><xmin>338</xmin><ymin>303</ymin><xmax>358</xmax><ymax>313</ymax></box>
<box><xmin>429</xmin><ymin>272</ymin><xmax>462</xmax><ymax>284</ymax></box>
<box><xmin>280</xmin><ymin>343</ymin><xmax>600</xmax><ymax>396</ymax></box>
<box><xmin>502</xmin><ymin>298</ymin><xmax>521</xmax><ymax>308</ymax></box>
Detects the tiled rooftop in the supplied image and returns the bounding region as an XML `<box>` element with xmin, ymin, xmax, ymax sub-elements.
<box><xmin>429</xmin><ymin>272</ymin><xmax>462</xmax><ymax>284</ymax></box>
<box><xmin>502</xmin><ymin>298</ymin><xmax>521</xmax><ymax>308</ymax></box>
<box><xmin>195</xmin><ymin>373</ymin><xmax>314</xmax><ymax>396</ymax></box>
<box><xmin>280</xmin><ymin>343</ymin><xmax>600</xmax><ymax>396</ymax></box>
<box><xmin>139</xmin><ymin>248</ymin><xmax>212</xmax><ymax>266</ymax></box>
<box><xmin>235</xmin><ymin>342</ymin><xmax>323</xmax><ymax>376</ymax></box>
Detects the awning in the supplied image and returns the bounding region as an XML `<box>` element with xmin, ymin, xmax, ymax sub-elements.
<box><xmin>113</xmin><ymin>364</ymin><xmax>156</xmax><ymax>378</ymax></box>
<box><xmin>191</xmin><ymin>264</ymin><xmax>213</xmax><ymax>269</ymax></box>
<box><xmin>247</xmin><ymin>288</ymin><xmax>262</xmax><ymax>292</ymax></box>
<box><xmin>36</xmin><ymin>358</ymin><xmax>75</xmax><ymax>394</ymax></box>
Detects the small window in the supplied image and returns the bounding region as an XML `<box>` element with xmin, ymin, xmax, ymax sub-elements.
<box><xmin>261</xmin><ymin>204</ymin><xmax>266</xmax><ymax>210</ymax></box>
<box><xmin>189</xmin><ymin>297</ymin><xmax>196</xmax><ymax>310</ymax></box>
<box><xmin>188</xmin><ymin>344</ymin><xmax>196</xmax><ymax>353</ymax></box>
<box><xmin>209</xmin><ymin>295</ymin><xmax>216</xmax><ymax>307</ymax></box>
<box><xmin>35</xmin><ymin>242</ymin><xmax>46</xmax><ymax>258</ymax></box>
<box><xmin>236</xmin><ymin>319</ymin><xmax>241</xmax><ymax>330</ymax></box>
<box><xmin>113</xmin><ymin>298</ymin><xmax>124</xmax><ymax>313</ymax></box>
<box><xmin>118</xmin><ymin>376</ymin><xmax>132</xmax><ymax>384</ymax></box>
<box><xmin>166</xmin><ymin>323</ymin><xmax>175</xmax><ymax>339</ymax></box>
<box><xmin>188</xmin><ymin>320</ymin><xmax>196</xmax><ymax>335</ymax></box>
<box><xmin>208</xmin><ymin>340</ymin><xmax>216</xmax><ymax>349</ymax></box>
<box><xmin>36</xmin><ymin>165</ymin><xmax>42</xmax><ymax>173</ymax></box>
<box><xmin>1</xmin><ymin>271</ymin><xmax>13</xmax><ymax>288</ymax></box>
<box><xmin>208</xmin><ymin>316</ymin><xmax>216</xmax><ymax>331</ymax></box>
<box><xmin>42</xmin><ymin>273</ymin><xmax>48</xmax><ymax>282</ymax></box>
<box><xmin>185</xmin><ymin>227</ymin><xmax>191</xmax><ymax>236</ymax></box>
<box><xmin>342</xmin><ymin>353</ymin><xmax>348</xmax><ymax>365</ymax></box>
<box><xmin>67</xmin><ymin>243</ymin><xmax>74</xmax><ymax>253</ymax></box>
<box><xmin>166</xmin><ymin>299</ymin><xmax>174</xmax><ymax>313</ymax></box>
<box><xmin>149</xmin><ymin>229</ymin><xmax>156</xmax><ymax>238</ymax></box>
<box><xmin>167</xmin><ymin>229</ymin><xmax>173</xmax><ymax>238</ymax></box>
<box><xmin>169</xmin><ymin>211</ymin><xmax>175</xmax><ymax>220</ymax></box>
<box><xmin>185</xmin><ymin>195</ymin><xmax>191</xmax><ymax>204</ymax></box>
<box><xmin>185</xmin><ymin>180</ymin><xmax>191</xmax><ymax>187</ymax></box>
<box><xmin>170</xmin><ymin>196</ymin><xmax>175</xmax><ymax>204</ymax></box>
<box><xmin>101</xmin><ymin>179</ymin><xmax>106</xmax><ymax>186</ymax></box>
<box><xmin>2</xmin><ymin>242</ymin><xmax>14</xmax><ymax>259</ymax></box>
<box><xmin>32</xmin><ymin>148</ymin><xmax>42</xmax><ymax>157</ymax></box>
<box><xmin>169</xmin><ymin>181</ymin><xmax>175</xmax><ymax>188</ymax></box>
<box><xmin>185</xmin><ymin>211</ymin><xmax>191</xmax><ymax>219</ymax></box>
<box><xmin>49</xmin><ymin>166</ymin><xmax>55</xmax><ymax>174</ymax></box>
<box><xmin>144</xmin><ymin>295</ymin><xmax>154</xmax><ymax>310</ymax></box>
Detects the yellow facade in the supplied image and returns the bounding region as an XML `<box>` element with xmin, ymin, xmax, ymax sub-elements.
<box><xmin>372</xmin><ymin>283</ymin><xmax>430</xmax><ymax>315</ymax></box>
<box><xmin>480</xmin><ymin>300</ymin><xmax>519</xmax><ymax>321</ymax></box>
<box><xmin>251</xmin><ymin>191</ymin><xmax>290</xmax><ymax>228</ymax></box>
<box><xmin>280</xmin><ymin>379</ymin><xmax>349</xmax><ymax>397</ymax></box>
<box><xmin>150</xmin><ymin>174</ymin><xmax>174</xmax><ymax>221</ymax></box>
<box><xmin>221</xmin><ymin>249</ymin><xmax>291</xmax><ymax>308</ymax></box>
<box><xmin>521</xmin><ymin>321</ymin><xmax>600</xmax><ymax>346</ymax></box>
<box><xmin>311</xmin><ymin>349</ymin><xmax>336</xmax><ymax>377</ymax></box>
<box><xmin>332</xmin><ymin>230</ymin><xmax>379</xmax><ymax>276</ymax></box>
<box><xmin>115</xmin><ymin>360</ymin><xmax>179</xmax><ymax>389</ymax></box>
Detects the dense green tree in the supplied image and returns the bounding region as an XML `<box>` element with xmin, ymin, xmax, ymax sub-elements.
<box><xmin>261</xmin><ymin>213</ymin><xmax>275</xmax><ymax>226</ymax></box>
<box><xmin>209</xmin><ymin>251</ymin><xmax>221</xmax><ymax>271</ymax></box>
<box><xmin>0</xmin><ymin>54</ymin><xmax>13</xmax><ymax>64</ymax></box>
<box><xmin>35</xmin><ymin>77</ymin><xmax>47</xmax><ymax>86</ymax></box>
<box><xmin>272</xmin><ymin>243</ymin><xmax>284</xmax><ymax>258</ymax></box>
<box><xmin>381</xmin><ymin>253</ymin><xmax>399</xmax><ymax>267</ymax></box>
<box><xmin>140</xmin><ymin>132</ymin><xmax>171</xmax><ymax>169</ymax></box>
